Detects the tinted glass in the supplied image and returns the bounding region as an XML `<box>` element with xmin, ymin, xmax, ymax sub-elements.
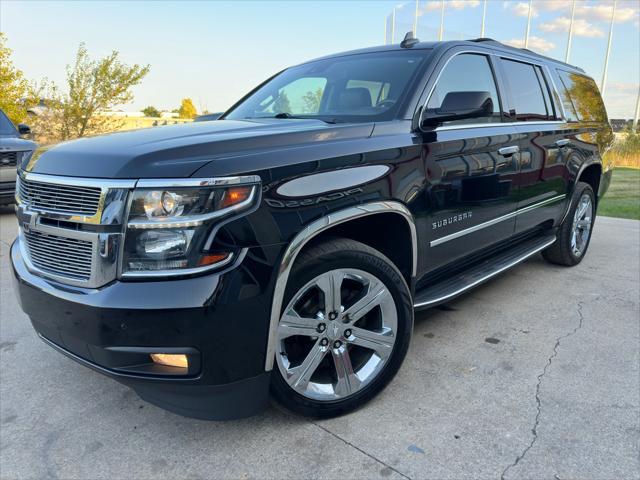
<box><xmin>557</xmin><ymin>70</ymin><xmax>607</xmax><ymax>123</ymax></box>
<box><xmin>0</xmin><ymin>110</ymin><xmax>16</xmax><ymax>135</ymax></box>
<box><xmin>427</xmin><ymin>53</ymin><xmax>501</xmax><ymax>124</ymax></box>
<box><xmin>501</xmin><ymin>59</ymin><xmax>549</xmax><ymax>120</ymax></box>
<box><xmin>226</xmin><ymin>51</ymin><xmax>429</xmax><ymax>122</ymax></box>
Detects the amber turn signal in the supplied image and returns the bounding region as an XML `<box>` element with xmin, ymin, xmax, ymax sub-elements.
<box><xmin>150</xmin><ymin>353</ymin><xmax>188</xmax><ymax>369</ymax></box>
<box><xmin>220</xmin><ymin>186</ymin><xmax>252</xmax><ymax>208</ymax></box>
<box><xmin>197</xmin><ymin>252</ymin><xmax>231</xmax><ymax>266</ymax></box>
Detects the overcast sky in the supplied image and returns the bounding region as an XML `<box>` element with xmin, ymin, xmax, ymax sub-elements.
<box><xmin>1</xmin><ymin>0</ymin><xmax>638</xmax><ymax>118</ymax></box>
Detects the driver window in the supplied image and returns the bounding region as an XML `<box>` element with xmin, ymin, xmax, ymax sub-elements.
<box><xmin>427</xmin><ymin>53</ymin><xmax>501</xmax><ymax>124</ymax></box>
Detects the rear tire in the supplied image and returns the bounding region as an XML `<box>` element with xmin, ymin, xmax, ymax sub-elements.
<box><xmin>543</xmin><ymin>182</ymin><xmax>596</xmax><ymax>266</ymax></box>
<box><xmin>270</xmin><ymin>238</ymin><xmax>413</xmax><ymax>418</ymax></box>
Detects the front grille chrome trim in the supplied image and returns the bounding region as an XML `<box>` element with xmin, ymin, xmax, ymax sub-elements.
<box><xmin>15</xmin><ymin>171</ymin><xmax>133</xmax><ymax>288</ymax></box>
<box><xmin>16</xmin><ymin>171</ymin><xmax>136</xmax><ymax>225</ymax></box>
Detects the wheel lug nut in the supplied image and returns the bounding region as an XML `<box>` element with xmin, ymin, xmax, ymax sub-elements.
<box><xmin>333</xmin><ymin>340</ymin><xmax>342</xmax><ymax>349</ymax></box>
<box><xmin>344</xmin><ymin>329</ymin><xmax>352</xmax><ymax>337</ymax></box>
<box><xmin>329</xmin><ymin>312</ymin><xmax>337</xmax><ymax>320</ymax></box>
<box><xmin>317</xmin><ymin>323</ymin><xmax>326</xmax><ymax>333</ymax></box>
<box><xmin>320</xmin><ymin>338</ymin><xmax>328</xmax><ymax>347</ymax></box>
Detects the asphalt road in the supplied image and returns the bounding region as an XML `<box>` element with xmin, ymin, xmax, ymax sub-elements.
<box><xmin>1</xmin><ymin>207</ymin><xmax>638</xmax><ymax>480</ymax></box>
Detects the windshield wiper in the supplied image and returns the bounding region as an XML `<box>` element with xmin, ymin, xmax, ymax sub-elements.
<box><xmin>270</xmin><ymin>112</ymin><xmax>340</xmax><ymax>124</ymax></box>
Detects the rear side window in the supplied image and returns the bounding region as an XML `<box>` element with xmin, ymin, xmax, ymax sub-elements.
<box><xmin>427</xmin><ymin>53</ymin><xmax>501</xmax><ymax>125</ymax></box>
<box><xmin>500</xmin><ymin>59</ymin><xmax>550</xmax><ymax>120</ymax></box>
<box><xmin>557</xmin><ymin>70</ymin><xmax>607</xmax><ymax>123</ymax></box>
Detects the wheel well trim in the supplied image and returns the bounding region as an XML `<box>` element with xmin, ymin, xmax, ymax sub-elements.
<box><xmin>264</xmin><ymin>201</ymin><xmax>417</xmax><ymax>371</ymax></box>
<box><xmin>560</xmin><ymin>160</ymin><xmax>602</xmax><ymax>224</ymax></box>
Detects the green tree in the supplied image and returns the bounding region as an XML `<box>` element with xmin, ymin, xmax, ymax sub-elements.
<box><xmin>0</xmin><ymin>33</ymin><xmax>33</xmax><ymax>124</ymax></box>
<box><xmin>302</xmin><ymin>88</ymin><xmax>323</xmax><ymax>114</ymax></box>
<box><xmin>142</xmin><ymin>106</ymin><xmax>161</xmax><ymax>117</ymax></box>
<box><xmin>178</xmin><ymin>98</ymin><xmax>197</xmax><ymax>119</ymax></box>
<box><xmin>272</xmin><ymin>92</ymin><xmax>291</xmax><ymax>114</ymax></box>
<box><xmin>32</xmin><ymin>43</ymin><xmax>150</xmax><ymax>141</ymax></box>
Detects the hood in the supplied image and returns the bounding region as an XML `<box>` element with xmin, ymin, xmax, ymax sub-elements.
<box><xmin>0</xmin><ymin>135</ymin><xmax>37</xmax><ymax>152</ymax></box>
<box><xmin>24</xmin><ymin>119</ymin><xmax>374</xmax><ymax>179</ymax></box>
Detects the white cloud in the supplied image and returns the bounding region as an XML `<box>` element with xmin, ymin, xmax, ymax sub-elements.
<box><xmin>607</xmin><ymin>82</ymin><xmax>639</xmax><ymax>93</ymax></box>
<box><xmin>505</xmin><ymin>1</ymin><xmax>637</xmax><ymax>24</ymax></box>
<box><xmin>576</xmin><ymin>3</ymin><xmax>638</xmax><ymax>23</ymax></box>
<box><xmin>538</xmin><ymin>17</ymin><xmax>605</xmax><ymax>37</ymax></box>
<box><xmin>505</xmin><ymin>36</ymin><xmax>556</xmax><ymax>52</ymax></box>
<box><xmin>417</xmin><ymin>1</ymin><xmax>441</xmax><ymax>16</ymax></box>
<box><xmin>418</xmin><ymin>0</ymin><xmax>480</xmax><ymax>16</ymax></box>
<box><xmin>449</xmin><ymin>0</ymin><xmax>480</xmax><ymax>10</ymax></box>
<box><xmin>538</xmin><ymin>0</ymin><xmax>573</xmax><ymax>12</ymax></box>
<box><xmin>504</xmin><ymin>1</ymin><xmax>539</xmax><ymax>18</ymax></box>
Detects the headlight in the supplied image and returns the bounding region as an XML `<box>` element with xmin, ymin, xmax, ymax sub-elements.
<box><xmin>121</xmin><ymin>176</ymin><xmax>260</xmax><ymax>277</ymax></box>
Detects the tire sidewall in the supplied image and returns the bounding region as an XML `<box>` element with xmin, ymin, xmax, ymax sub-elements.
<box><xmin>564</xmin><ymin>183</ymin><xmax>596</xmax><ymax>264</ymax></box>
<box><xmin>271</xmin><ymin>240</ymin><xmax>413</xmax><ymax>418</ymax></box>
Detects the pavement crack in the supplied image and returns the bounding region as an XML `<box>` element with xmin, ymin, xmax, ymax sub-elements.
<box><xmin>501</xmin><ymin>301</ymin><xmax>585</xmax><ymax>480</ymax></box>
<box><xmin>312</xmin><ymin>421</ymin><xmax>412</xmax><ymax>480</ymax></box>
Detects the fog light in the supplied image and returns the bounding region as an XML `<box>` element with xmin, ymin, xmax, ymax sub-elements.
<box><xmin>150</xmin><ymin>353</ymin><xmax>188</xmax><ymax>368</ymax></box>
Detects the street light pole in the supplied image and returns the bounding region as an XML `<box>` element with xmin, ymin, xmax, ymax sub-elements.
<box><xmin>384</xmin><ymin>15</ymin><xmax>388</xmax><ymax>45</ymax></box>
<box><xmin>391</xmin><ymin>6</ymin><xmax>396</xmax><ymax>44</ymax></box>
<box><xmin>633</xmin><ymin>84</ymin><xmax>640</xmax><ymax>132</ymax></box>
<box><xmin>480</xmin><ymin>0</ymin><xmax>487</xmax><ymax>37</ymax></box>
<box><xmin>438</xmin><ymin>0</ymin><xmax>445</xmax><ymax>41</ymax></box>
<box><xmin>414</xmin><ymin>0</ymin><xmax>419</xmax><ymax>36</ymax></box>
<box><xmin>565</xmin><ymin>0</ymin><xmax>576</xmax><ymax>62</ymax></box>
<box><xmin>524</xmin><ymin>0</ymin><xmax>533</xmax><ymax>49</ymax></box>
<box><xmin>601</xmin><ymin>0</ymin><xmax>617</xmax><ymax>96</ymax></box>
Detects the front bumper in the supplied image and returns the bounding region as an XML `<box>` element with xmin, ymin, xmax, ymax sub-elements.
<box><xmin>11</xmin><ymin>240</ymin><xmax>280</xmax><ymax>420</ymax></box>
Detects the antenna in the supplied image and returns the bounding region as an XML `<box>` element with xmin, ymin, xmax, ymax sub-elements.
<box><xmin>400</xmin><ymin>31</ymin><xmax>419</xmax><ymax>48</ymax></box>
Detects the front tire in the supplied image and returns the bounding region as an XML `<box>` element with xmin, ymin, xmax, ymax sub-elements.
<box><xmin>270</xmin><ymin>238</ymin><xmax>413</xmax><ymax>418</ymax></box>
<box><xmin>543</xmin><ymin>181</ymin><xmax>596</xmax><ymax>266</ymax></box>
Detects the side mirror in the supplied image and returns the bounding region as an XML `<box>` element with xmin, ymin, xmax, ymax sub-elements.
<box><xmin>421</xmin><ymin>91</ymin><xmax>493</xmax><ymax>128</ymax></box>
<box><xmin>18</xmin><ymin>124</ymin><xmax>31</xmax><ymax>135</ymax></box>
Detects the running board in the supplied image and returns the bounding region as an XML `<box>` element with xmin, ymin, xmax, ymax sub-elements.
<box><xmin>413</xmin><ymin>234</ymin><xmax>556</xmax><ymax>310</ymax></box>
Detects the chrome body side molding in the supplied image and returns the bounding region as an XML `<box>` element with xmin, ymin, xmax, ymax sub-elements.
<box><xmin>264</xmin><ymin>201</ymin><xmax>417</xmax><ymax>371</ymax></box>
<box><xmin>430</xmin><ymin>194</ymin><xmax>566</xmax><ymax>247</ymax></box>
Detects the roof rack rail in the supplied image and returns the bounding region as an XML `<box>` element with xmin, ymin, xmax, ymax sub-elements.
<box><xmin>469</xmin><ymin>38</ymin><xmax>499</xmax><ymax>43</ymax></box>
<box><xmin>466</xmin><ymin>37</ymin><xmax>585</xmax><ymax>72</ymax></box>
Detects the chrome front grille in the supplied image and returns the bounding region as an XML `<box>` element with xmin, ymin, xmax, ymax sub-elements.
<box><xmin>18</xmin><ymin>176</ymin><xmax>102</xmax><ymax>215</ymax></box>
<box><xmin>23</xmin><ymin>229</ymin><xmax>93</xmax><ymax>281</ymax></box>
<box><xmin>0</xmin><ymin>151</ymin><xmax>18</xmax><ymax>167</ymax></box>
<box><xmin>16</xmin><ymin>172</ymin><xmax>136</xmax><ymax>288</ymax></box>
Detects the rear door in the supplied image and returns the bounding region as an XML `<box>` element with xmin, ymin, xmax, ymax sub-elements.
<box><xmin>497</xmin><ymin>57</ymin><xmax>568</xmax><ymax>234</ymax></box>
<box><xmin>419</xmin><ymin>51</ymin><xmax>520</xmax><ymax>272</ymax></box>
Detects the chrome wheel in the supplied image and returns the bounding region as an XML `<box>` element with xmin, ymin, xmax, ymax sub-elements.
<box><xmin>276</xmin><ymin>268</ymin><xmax>398</xmax><ymax>401</ymax></box>
<box><xmin>571</xmin><ymin>193</ymin><xmax>593</xmax><ymax>257</ymax></box>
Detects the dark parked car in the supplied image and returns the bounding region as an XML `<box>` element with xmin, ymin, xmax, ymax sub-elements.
<box><xmin>12</xmin><ymin>38</ymin><xmax>612</xmax><ymax>420</ymax></box>
<box><xmin>0</xmin><ymin>110</ymin><xmax>36</xmax><ymax>206</ymax></box>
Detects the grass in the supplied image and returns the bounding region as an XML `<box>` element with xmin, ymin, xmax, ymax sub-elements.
<box><xmin>598</xmin><ymin>168</ymin><xmax>640</xmax><ymax>220</ymax></box>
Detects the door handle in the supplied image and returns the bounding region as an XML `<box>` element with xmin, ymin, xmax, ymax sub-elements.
<box><xmin>555</xmin><ymin>139</ymin><xmax>570</xmax><ymax>148</ymax></box>
<box><xmin>498</xmin><ymin>146</ymin><xmax>520</xmax><ymax>157</ymax></box>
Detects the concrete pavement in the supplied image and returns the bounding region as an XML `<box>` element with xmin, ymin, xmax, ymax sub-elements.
<box><xmin>1</xmin><ymin>207</ymin><xmax>638</xmax><ymax>479</ymax></box>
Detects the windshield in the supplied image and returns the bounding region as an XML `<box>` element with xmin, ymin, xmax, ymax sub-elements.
<box><xmin>225</xmin><ymin>50</ymin><xmax>430</xmax><ymax>123</ymax></box>
<box><xmin>0</xmin><ymin>110</ymin><xmax>17</xmax><ymax>135</ymax></box>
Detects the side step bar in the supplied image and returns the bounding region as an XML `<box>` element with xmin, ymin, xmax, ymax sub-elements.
<box><xmin>413</xmin><ymin>234</ymin><xmax>556</xmax><ymax>310</ymax></box>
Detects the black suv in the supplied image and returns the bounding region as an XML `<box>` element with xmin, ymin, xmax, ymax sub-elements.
<box><xmin>12</xmin><ymin>39</ymin><xmax>612</xmax><ymax>420</ymax></box>
<box><xmin>0</xmin><ymin>109</ymin><xmax>36</xmax><ymax>205</ymax></box>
